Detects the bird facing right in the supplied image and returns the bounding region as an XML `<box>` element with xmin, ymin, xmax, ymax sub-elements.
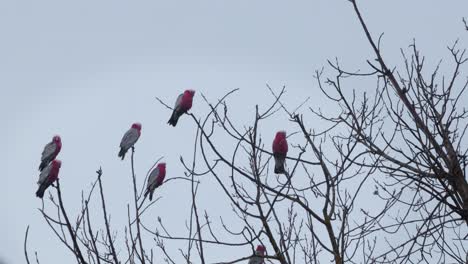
<box><xmin>167</xmin><ymin>89</ymin><xmax>195</xmax><ymax>127</ymax></box>
<box><xmin>39</xmin><ymin>135</ymin><xmax>62</xmax><ymax>171</ymax></box>
<box><xmin>36</xmin><ymin>159</ymin><xmax>62</xmax><ymax>198</ymax></box>
<box><xmin>118</xmin><ymin>123</ymin><xmax>142</xmax><ymax>160</ymax></box>
<box><xmin>144</xmin><ymin>162</ymin><xmax>166</xmax><ymax>201</ymax></box>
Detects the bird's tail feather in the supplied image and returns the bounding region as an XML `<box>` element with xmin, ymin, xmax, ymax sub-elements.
<box><xmin>36</xmin><ymin>184</ymin><xmax>47</xmax><ymax>198</ymax></box>
<box><xmin>118</xmin><ymin>148</ymin><xmax>126</xmax><ymax>160</ymax></box>
<box><xmin>167</xmin><ymin>111</ymin><xmax>180</xmax><ymax>127</ymax></box>
<box><xmin>274</xmin><ymin>156</ymin><xmax>286</xmax><ymax>174</ymax></box>
<box><xmin>144</xmin><ymin>184</ymin><xmax>157</xmax><ymax>201</ymax></box>
<box><xmin>39</xmin><ymin>161</ymin><xmax>47</xmax><ymax>171</ymax></box>
<box><xmin>143</xmin><ymin>188</ymin><xmax>154</xmax><ymax>201</ymax></box>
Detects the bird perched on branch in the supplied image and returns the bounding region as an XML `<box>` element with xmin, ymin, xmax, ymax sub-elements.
<box><xmin>144</xmin><ymin>163</ymin><xmax>166</xmax><ymax>201</ymax></box>
<box><xmin>248</xmin><ymin>245</ymin><xmax>266</xmax><ymax>264</ymax></box>
<box><xmin>36</xmin><ymin>159</ymin><xmax>62</xmax><ymax>198</ymax></box>
<box><xmin>272</xmin><ymin>131</ymin><xmax>288</xmax><ymax>174</ymax></box>
<box><xmin>38</xmin><ymin>135</ymin><xmax>62</xmax><ymax>171</ymax></box>
<box><xmin>118</xmin><ymin>123</ymin><xmax>141</xmax><ymax>160</ymax></box>
<box><xmin>168</xmin><ymin>89</ymin><xmax>195</xmax><ymax>126</ymax></box>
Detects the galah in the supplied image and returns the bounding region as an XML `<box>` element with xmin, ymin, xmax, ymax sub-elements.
<box><xmin>36</xmin><ymin>159</ymin><xmax>62</xmax><ymax>198</ymax></box>
<box><xmin>248</xmin><ymin>245</ymin><xmax>266</xmax><ymax>264</ymax></box>
<box><xmin>144</xmin><ymin>162</ymin><xmax>166</xmax><ymax>201</ymax></box>
<box><xmin>118</xmin><ymin>123</ymin><xmax>142</xmax><ymax>160</ymax></box>
<box><xmin>167</xmin><ymin>89</ymin><xmax>195</xmax><ymax>126</ymax></box>
<box><xmin>272</xmin><ymin>131</ymin><xmax>288</xmax><ymax>174</ymax></box>
<box><xmin>39</xmin><ymin>135</ymin><xmax>62</xmax><ymax>171</ymax></box>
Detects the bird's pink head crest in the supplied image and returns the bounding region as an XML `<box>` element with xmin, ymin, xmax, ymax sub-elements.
<box><xmin>184</xmin><ymin>89</ymin><xmax>195</xmax><ymax>98</ymax></box>
<box><xmin>131</xmin><ymin>123</ymin><xmax>142</xmax><ymax>131</ymax></box>
<box><xmin>256</xmin><ymin>245</ymin><xmax>266</xmax><ymax>255</ymax></box>
<box><xmin>275</xmin><ymin>131</ymin><xmax>286</xmax><ymax>139</ymax></box>
<box><xmin>53</xmin><ymin>135</ymin><xmax>61</xmax><ymax>143</ymax></box>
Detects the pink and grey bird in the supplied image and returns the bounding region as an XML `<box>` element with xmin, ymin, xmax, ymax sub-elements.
<box><xmin>36</xmin><ymin>159</ymin><xmax>62</xmax><ymax>198</ymax></box>
<box><xmin>144</xmin><ymin>162</ymin><xmax>166</xmax><ymax>201</ymax></box>
<box><xmin>167</xmin><ymin>89</ymin><xmax>195</xmax><ymax>126</ymax></box>
<box><xmin>272</xmin><ymin>131</ymin><xmax>288</xmax><ymax>174</ymax></box>
<box><xmin>39</xmin><ymin>135</ymin><xmax>62</xmax><ymax>171</ymax></box>
<box><xmin>248</xmin><ymin>245</ymin><xmax>266</xmax><ymax>264</ymax></box>
<box><xmin>118</xmin><ymin>123</ymin><xmax>142</xmax><ymax>160</ymax></box>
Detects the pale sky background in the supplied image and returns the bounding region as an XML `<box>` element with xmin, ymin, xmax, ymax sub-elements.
<box><xmin>1</xmin><ymin>0</ymin><xmax>468</xmax><ymax>263</ymax></box>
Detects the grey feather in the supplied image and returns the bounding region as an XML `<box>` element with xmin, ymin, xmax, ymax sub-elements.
<box><xmin>39</xmin><ymin>141</ymin><xmax>57</xmax><ymax>170</ymax></box>
<box><xmin>41</xmin><ymin>142</ymin><xmax>57</xmax><ymax>162</ymax></box>
<box><xmin>38</xmin><ymin>163</ymin><xmax>52</xmax><ymax>185</ymax></box>
<box><xmin>147</xmin><ymin>167</ymin><xmax>159</xmax><ymax>187</ymax></box>
<box><xmin>167</xmin><ymin>93</ymin><xmax>185</xmax><ymax>126</ymax></box>
<box><xmin>174</xmin><ymin>93</ymin><xmax>183</xmax><ymax>110</ymax></box>
<box><xmin>146</xmin><ymin>167</ymin><xmax>160</xmax><ymax>194</ymax></box>
<box><xmin>120</xmin><ymin>128</ymin><xmax>140</xmax><ymax>151</ymax></box>
<box><xmin>273</xmin><ymin>153</ymin><xmax>286</xmax><ymax>174</ymax></box>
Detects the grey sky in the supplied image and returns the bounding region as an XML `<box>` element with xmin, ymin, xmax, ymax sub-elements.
<box><xmin>2</xmin><ymin>0</ymin><xmax>468</xmax><ymax>263</ymax></box>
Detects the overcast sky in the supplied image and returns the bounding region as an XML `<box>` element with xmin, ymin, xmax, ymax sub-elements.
<box><xmin>2</xmin><ymin>0</ymin><xmax>468</xmax><ymax>263</ymax></box>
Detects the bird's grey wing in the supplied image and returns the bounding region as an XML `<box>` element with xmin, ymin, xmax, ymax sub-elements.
<box><xmin>38</xmin><ymin>164</ymin><xmax>52</xmax><ymax>184</ymax></box>
<box><xmin>173</xmin><ymin>93</ymin><xmax>183</xmax><ymax>109</ymax></box>
<box><xmin>41</xmin><ymin>142</ymin><xmax>56</xmax><ymax>161</ymax></box>
<box><xmin>120</xmin><ymin>128</ymin><xmax>139</xmax><ymax>149</ymax></box>
<box><xmin>147</xmin><ymin>167</ymin><xmax>160</xmax><ymax>187</ymax></box>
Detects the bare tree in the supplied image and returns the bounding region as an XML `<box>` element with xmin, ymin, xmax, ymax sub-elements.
<box><xmin>25</xmin><ymin>150</ymin><xmax>167</xmax><ymax>264</ymax></box>
<box><xmin>307</xmin><ymin>0</ymin><xmax>468</xmax><ymax>262</ymax></box>
<box><xmin>25</xmin><ymin>1</ymin><xmax>468</xmax><ymax>263</ymax></box>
